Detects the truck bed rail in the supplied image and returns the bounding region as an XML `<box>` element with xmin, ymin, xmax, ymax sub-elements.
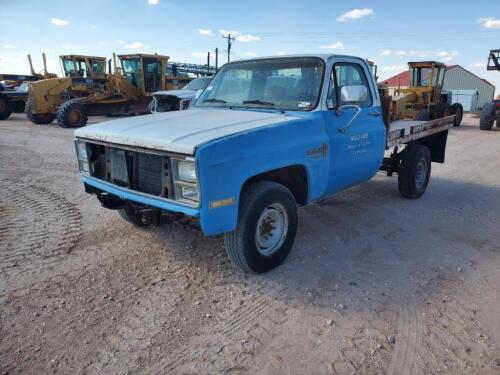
<box><xmin>387</xmin><ymin>115</ymin><xmax>455</xmax><ymax>148</ymax></box>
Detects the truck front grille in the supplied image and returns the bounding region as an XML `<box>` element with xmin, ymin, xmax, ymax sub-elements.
<box><xmin>88</xmin><ymin>144</ymin><xmax>171</xmax><ymax>199</ymax></box>
<box><xmin>137</xmin><ymin>153</ymin><xmax>163</xmax><ymax>195</ymax></box>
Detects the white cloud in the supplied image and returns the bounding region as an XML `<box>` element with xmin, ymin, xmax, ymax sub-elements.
<box><xmin>319</xmin><ymin>42</ymin><xmax>346</xmax><ymax>50</ymax></box>
<box><xmin>191</xmin><ymin>52</ymin><xmax>207</xmax><ymax>59</ymax></box>
<box><xmin>198</xmin><ymin>28</ymin><xmax>213</xmax><ymax>36</ymax></box>
<box><xmin>97</xmin><ymin>41</ymin><xmax>110</xmax><ymax>46</ymax></box>
<box><xmin>381</xmin><ymin>64</ymin><xmax>407</xmax><ymax>72</ymax></box>
<box><xmin>63</xmin><ymin>44</ymin><xmax>81</xmax><ymax>49</ymax></box>
<box><xmin>116</xmin><ymin>40</ymin><xmax>126</xmax><ymax>44</ymax></box>
<box><xmin>126</xmin><ymin>42</ymin><xmax>145</xmax><ymax>49</ymax></box>
<box><xmin>381</xmin><ymin>49</ymin><xmax>458</xmax><ymax>61</ymax></box>
<box><xmin>218</xmin><ymin>30</ymin><xmax>260</xmax><ymax>42</ymax></box>
<box><xmin>244</xmin><ymin>52</ymin><xmax>257</xmax><ymax>57</ymax></box>
<box><xmin>148</xmin><ymin>0</ymin><xmax>159</xmax><ymax>4</ymax></box>
<box><xmin>479</xmin><ymin>17</ymin><xmax>500</xmax><ymax>29</ymax></box>
<box><xmin>219</xmin><ymin>29</ymin><xmax>241</xmax><ymax>37</ymax></box>
<box><xmin>469</xmin><ymin>62</ymin><xmax>487</xmax><ymax>68</ymax></box>
<box><xmin>40</xmin><ymin>47</ymin><xmax>52</xmax><ymax>53</ymax></box>
<box><xmin>4</xmin><ymin>44</ymin><xmax>16</xmax><ymax>49</ymax></box>
<box><xmin>337</xmin><ymin>8</ymin><xmax>374</xmax><ymax>22</ymax></box>
<box><xmin>51</xmin><ymin>17</ymin><xmax>69</xmax><ymax>26</ymax></box>
<box><xmin>237</xmin><ymin>34</ymin><xmax>260</xmax><ymax>42</ymax></box>
<box><xmin>277</xmin><ymin>52</ymin><xmax>287</xmax><ymax>56</ymax></box>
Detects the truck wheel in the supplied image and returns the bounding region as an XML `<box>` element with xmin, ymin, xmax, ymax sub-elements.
<box><xmin>479</xmin><ymin>103</ymin><xmax>495</xmax><ymax>130</ymax></box>
<box><xmin>0</xmin><ymin>93</ymin><xmax>12</xmax><ymax>120</ymax></box>
<box><xmin>415</xmin><ymin>109</ymin><xmax>430</xmax><ymax>121</ymax></box>
<box><xmin>436</xmin><ymin>103</ymin><xmax>452</xmax><ymax>119</ymax></box>
<box><xmin>224</xmin><ymin>181</ymin><xmax>298</xmax><ymax>273</ymax></box>
<box><xmin>398</xmin><ymin>145</ymin><xmax>431</xmax><ymax>199</ymax></box>
<box><xmin>451</xmin><ymin>103</ymin><xmax>463</xmax><ymax>127</ymax></box>
<box><xmin>118</xmin><ymin>205</ymin><xmax>148</xmax><ymax>227</ymax></box>
<box><xmin>57</xmin><ymin>100</ymin><xmax>88</xmax><ymax>128</ymax></box>
<box><xmin>25</xmin><ymin>101</ymin><xmax>56</xmax><ymax>124</ymax></box>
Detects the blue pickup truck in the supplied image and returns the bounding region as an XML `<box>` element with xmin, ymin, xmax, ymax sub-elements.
<box><xmin>74</xmin><ymin>54</ymin><xmax>455</xmax><ymax>273</ymax></box>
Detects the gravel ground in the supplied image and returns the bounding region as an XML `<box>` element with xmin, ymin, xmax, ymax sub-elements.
<box><xmin>1</xmin><ymin>113</ymin><xmax>499</xmax><ymax>375</ymax></box>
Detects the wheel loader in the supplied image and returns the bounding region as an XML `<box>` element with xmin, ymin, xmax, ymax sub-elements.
<box><xmin>26</xmin><ymin>53</ymin><xmax>169</xmax><ymax>127</ymax></box>
<box><xmin>24</xmin><ymin>54</ymin><xmax>108</xmax><ymax>124</ymax></box>
<box><xmin>390</xmin><ymin>61</ymin><xmax>463</xmax><ymax>127</ymax></box>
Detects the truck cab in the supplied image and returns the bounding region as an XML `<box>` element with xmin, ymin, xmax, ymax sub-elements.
<box><xmin>74</xmin><ymin>54</ymin><xmax>453</xmax><ymax>273</ymax></box>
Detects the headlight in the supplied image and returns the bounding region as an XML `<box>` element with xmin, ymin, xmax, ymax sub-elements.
<box><xmin>77</xmin><ymin>142</ymin><xmax>88</xmax><ymax>160</ymax></box>
<box><xmin>173</xmin><ymin>159</ymin><xmax>199</xmax><ymax>204</ymax></box>
<box><xmin>75</xmin><ymin>140</ymin><xmax>90</xmax><ymax>175</ymax></box>
<box><xmin>177</xmin><ymin>160</ymin><xmax>197</xmax><ymax>183</ymax></box>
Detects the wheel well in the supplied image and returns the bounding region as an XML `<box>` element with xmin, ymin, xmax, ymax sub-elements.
<box><xmin>243</xmin><ymin>165</ymin><xmax>308</xmax><ymax>205</ymax></box>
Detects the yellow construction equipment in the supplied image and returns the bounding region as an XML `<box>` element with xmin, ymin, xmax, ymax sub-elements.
<box><xmin>25</xmin><ymin>54</ymin><xmax>108</xmax><ymax>124</ymax></box>
<box><xmin>54</xmin><ymin>53</ymin><xmax>169</xmax><ymax>127</ymax></box>
<box><xmin>389</xmin><ymin>61</ymin><xmax>463</xmax><ymax>126</ymax></box>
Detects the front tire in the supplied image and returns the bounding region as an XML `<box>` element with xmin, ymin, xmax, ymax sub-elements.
<box><xmin>57</xmin><ymin>100</ymin><xmax>88</xmax><ymax>128</ymax></box>
<box><xmin>479</xmin><ymin>103</ymin><xmax>495</xmax><ymax>130</ymax></box>
<box><xmin>224</xmin><ymin>181</ymin><xmax>298</xmax><ymax>273</ymax></box>
<box><xmin>451</xmin><ymin>103</ymin><xmax>463</xmax><ymax>127</ymax></box>
<box><xmin>0</xmin><ymin>93</ymin><xmax>12</xmax><ymax>120</ymax></box>
<box><xmin>398</xmin><ymin>145</ymin><xmax>431</xmax><ymax>199</ymax></box>
<box><xmin>436</xmin><ymin>103</ymin><xmax>452</xmax><ymax>119</ymax></box>
<box><xmin>118</xmin><ymin>205</ymin><xmax>148</xmax><ymax>227</ymax></box>
<box><xmin>25</xmin><ymin>100</ymin><xmax>56</xmax><ymax>124</ymax></box>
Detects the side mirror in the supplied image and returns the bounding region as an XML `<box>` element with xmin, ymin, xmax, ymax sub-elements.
<box><xmin>340</xmin><ymin>85</ymin><xmax>367</xmax><ymax>103</ymax></box>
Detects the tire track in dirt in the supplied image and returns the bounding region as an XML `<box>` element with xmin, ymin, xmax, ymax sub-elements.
<box><xmin>148</xmin><ymin>281</ymin><xmax>289</xmax><ymax>374</ymax></box>
<box><xmin>0</xmin><ymin>179</ymin><xmax>82</xmax><ymax>289</ymax></box>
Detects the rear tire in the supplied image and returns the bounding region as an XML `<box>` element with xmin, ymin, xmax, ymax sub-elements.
<box><xmin>480</xmin><ymin>103</ymin><xmax>495</xmax><ymax>130</ymax></box>
<box><xmin>451</xmin><ymin>103</ymin><xmax>463</xmax><ymax>127</ymax></box>
<box><xmin>436</xmin><ymin>103</ymin><xmax>452</xmax><ymax>119</ymax></box>
<box><xmin>57</xmin><ymin>100</ymin><xmax>88</xmax><ymax>128</ymax></box>
<box><xmin>398</xmin><ymin>144</ymin><xmax>431</xmax><ymax>199</ymax></box>
<box><xmin>25</xmin><ymin>101</ymin><xmax>56</xmax><ymax>124</ymax></box>
<box><xmin>223</xmin><ymin>181</ymin><xmax>298</xmax><ymax>273</ymax></box>
<box><xmin>415</xmin><ymin>109</ymin><xmax>430</xmax><ymax>121</ymax></box>
<box><xmin>118</xmin><ymin>205</ymin><xmax>148</xmax><ymax>227</ymax></box>
<box><xmin>0</xmin><ymin>93</ymin><xmax>12</xmax><ymax>120</ymax></box>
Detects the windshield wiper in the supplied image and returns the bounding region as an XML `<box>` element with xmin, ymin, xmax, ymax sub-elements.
<box><xmin>241</xmin><ymin>100</ymin><xmax>286</xmax><ymax>114</ymax></box>
<box><xmin>203</xmin><ymin>98</ymin><xmax>227</xmax><ymax>104</ymax></box>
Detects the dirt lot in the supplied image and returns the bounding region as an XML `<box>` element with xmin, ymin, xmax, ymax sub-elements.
<box><xmin>0</xmin><ymin>113</ymin><xmax>499</xmax><ymax>375</ymax></box>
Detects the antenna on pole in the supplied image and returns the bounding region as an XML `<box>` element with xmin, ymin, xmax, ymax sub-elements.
<box><xmin>222</xmin><ymin>33</ymin><xmax>235</xmax><ymax>62</ymax></box>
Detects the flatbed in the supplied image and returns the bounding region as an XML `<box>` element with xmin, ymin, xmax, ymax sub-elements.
<box><xmin>387</xmin><ymin>115</ymin><xmax>455</xmax><ymax>148</ymax></box>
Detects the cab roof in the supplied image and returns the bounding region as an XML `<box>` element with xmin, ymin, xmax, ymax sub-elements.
<box><xmin>59</xmin><ymin>55</ymin><xmax>106</xmax><ymax>61</ymax></box>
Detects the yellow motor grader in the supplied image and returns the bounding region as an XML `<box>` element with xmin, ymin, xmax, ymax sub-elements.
<box><xmin>389</xmin><ymin>61</ymin><xmax>463</xmax><ymax>127</ymax></box>
<box><xmin>26</xmin><ymin>53</ymin><xmax>169</xmax><ymax>127</ymax></box>
<box><xmin>25</xmin><ymin>54</ymin><xmax>108</xmax><ymax>124</ymax></box>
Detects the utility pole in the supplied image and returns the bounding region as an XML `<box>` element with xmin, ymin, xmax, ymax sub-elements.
<box><xmin>207</xmin><ymin>52</ymin><xmax>210</xmax><ymax>75</ymax></box>
<box><xmin>222</xmin><ymin>33</ymin><xmax>235</xmax><ymax>62</ymax></box>
<box><xmin>215</xmin><ymin>48</ymin><xmax>218</xmax><ymax>71</ymax></box>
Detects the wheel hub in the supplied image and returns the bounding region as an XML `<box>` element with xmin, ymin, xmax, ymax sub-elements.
<box><xmin>68</xmin><ymin>109</ymin><xmax>82</xmax><ymax>125</ymax></box>
<box><xmin>255</xmin><ymin>203</ymin><xmax>288</xmax><ymax>257</ymax></box>
<box><xmin>415</xmin><ymin>159</ymin><xmax>427</xmax><ymax>190</ymax></box>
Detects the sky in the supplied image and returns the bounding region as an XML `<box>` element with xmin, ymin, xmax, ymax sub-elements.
<box><xmin>1</xmin><ymin>0</ymin><xmax>499</xmax><ymax>93</ymax></box>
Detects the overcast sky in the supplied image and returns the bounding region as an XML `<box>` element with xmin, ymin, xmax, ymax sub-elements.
<box><xmin>1</xmin><ymin>0</ymin><xmax>499</xmax><ymax>92</ymax></box>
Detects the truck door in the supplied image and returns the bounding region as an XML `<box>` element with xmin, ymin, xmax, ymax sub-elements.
<box><xmin>323</xmin><ymin>60</ymin><xmax>386</xmax><ymax>195</ymax></box>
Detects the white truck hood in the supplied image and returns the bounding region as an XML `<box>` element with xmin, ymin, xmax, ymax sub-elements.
<box><xmin>74</xmin><ymin>108</ymin><xmax>297</xmax><ymax>155</ymax></box>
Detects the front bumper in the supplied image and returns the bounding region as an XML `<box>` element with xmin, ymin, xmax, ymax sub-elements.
<box><xmin>82</xmin><ymin>175</ymin><xmax>200</xmax><ymax>218</ymax></box>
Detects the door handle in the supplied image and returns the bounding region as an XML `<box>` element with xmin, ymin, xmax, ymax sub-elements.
<box><xmin>369</xmin><ymin>111</ymin><xmax>381</xmax><ymax>116</ymax></box>
<box><xmin>337</xmin><ymin>104</ymin><xmax>361</xmax><ymax>133</ymax></box>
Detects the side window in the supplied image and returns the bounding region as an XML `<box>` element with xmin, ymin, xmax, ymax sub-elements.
<box><xmin>327</xmin><ymin>63</ymin><xmax>373</xmax><ymax>108</ymax></box>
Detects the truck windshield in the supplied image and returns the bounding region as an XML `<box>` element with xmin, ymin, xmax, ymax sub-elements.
<box><xmin>183</xmin><ymin>77</ymin><xmax>210</xmax><ymax>91</ymax></box>
<box><xmin>195</xmin><ymin>57</ymin><xmax>325</xmax><ymax>111</ymax></box>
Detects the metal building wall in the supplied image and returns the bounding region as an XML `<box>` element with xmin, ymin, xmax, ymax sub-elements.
<box><xmin>443</xmin><ymin>66</ymin><xmax>495</xmax><ymax>109</ymax></box>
